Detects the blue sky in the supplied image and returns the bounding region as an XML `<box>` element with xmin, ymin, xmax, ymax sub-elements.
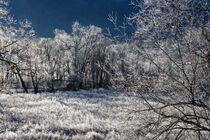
<box><xmin>10</xmin><ymin>0</ymin><xmax>133</xmax><ymax>37</ymax></box>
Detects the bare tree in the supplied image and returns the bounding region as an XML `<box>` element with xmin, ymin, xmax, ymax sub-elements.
<box><xmin>107</xmin><ymin>0</ymin><xmax>210</xmax><ymax>139</ymax></box>
<box><xmin>0</xmin><ymin>1</ymin><xmax>34</xmax><ymax>93</ymax></box>
<box><xmin>125</xmin><ymin>0</ymin><xmax>210</xmax><ymax>139</ymax></box>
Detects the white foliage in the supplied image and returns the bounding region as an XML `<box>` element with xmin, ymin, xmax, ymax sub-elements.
<box><xmin>0</xmin><ymin>90</ymin><xmax>142</xmax><ymax>139</ymax></box>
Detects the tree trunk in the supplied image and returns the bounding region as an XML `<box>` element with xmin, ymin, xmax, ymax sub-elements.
<box><xmin>16</xmin><ymin>68</ymin><xmax>28</xmax><ymax>93</ymax></box>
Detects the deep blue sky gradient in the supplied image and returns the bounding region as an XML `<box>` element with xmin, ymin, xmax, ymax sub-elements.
<box><xmin>10</xmin><ymin>0</ymin><xmax>133</xmax><ymax>37</ymax></box>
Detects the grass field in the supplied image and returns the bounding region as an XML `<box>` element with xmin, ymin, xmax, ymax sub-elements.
<box><xmin>0</xmin><ymin>89</ymin><xmax>144</xmax><ymax>140</ymax></box>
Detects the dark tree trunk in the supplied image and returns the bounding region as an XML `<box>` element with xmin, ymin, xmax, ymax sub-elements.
<box><xmin>34</xmin><ymin>85</ymin><xmax>38</xmax><ymax>93</ymax></box>
<box><xmin>31</xmin><ymin>75</ymin><xmax>39</xmax><ymax>93</ymax></box>
<box><xmin>16</xmin><ymin>68</ymin><xmax>28</xmax><ymax>93</ymax></box>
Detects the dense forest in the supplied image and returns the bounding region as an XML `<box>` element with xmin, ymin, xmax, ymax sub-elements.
<box><xmin>0</xmin><ymin>0</ymin><xmax>209</xmax><ymax>139</ymax></box>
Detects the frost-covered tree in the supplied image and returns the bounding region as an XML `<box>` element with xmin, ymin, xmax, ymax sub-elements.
<box><xmin>21</xmin><ymin>38</ymin><xmax>46</xmax><ymax>93</ymax></box>
<box><xmin>38</xmin><ymin>38</ymin><xmax>60</xmax><ymax>91</ymax></box>
<box><xmin>62</xmin><ymin>22</ymin><xmax>111</xmax><ymax>89</ymax></box>
<box><xmin>0</xmin><ymin>0</ymin><xmax>34</xmax><ymax>93</ymax></box>
<box><xmin>122</xmin><ymin>0</ymin><xmax>210</xmax><ymax>139</ymax></box>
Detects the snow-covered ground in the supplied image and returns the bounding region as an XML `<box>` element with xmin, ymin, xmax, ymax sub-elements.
<box><xmin>0</xmin><ymin>89</ymin><xmax>143</xmax><ymax>139</ymax></box>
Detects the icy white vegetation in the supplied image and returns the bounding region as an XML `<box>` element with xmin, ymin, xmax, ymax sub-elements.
<box><xmin>0</xmin><ymin>90</ymin><xmax>209</xmax><ymax>139</ymax></box>
<box><xmin>0</xmin><ymin>0</ymin><xmax>210</xmax><ymax>139</ymax></box>
<box><xmin>0</xmin><ymin>89</ymin><xmax>143</xmax><ymax>139</ymax></box>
